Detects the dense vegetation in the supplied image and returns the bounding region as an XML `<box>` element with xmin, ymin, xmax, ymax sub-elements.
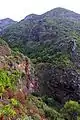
<box><xmin>0</xmin><ymin>67</ymin><xmax>80</xmax><ymax>120</ymax></box>
<box><xmin>1</xmin><ymin>7</ymin><xmax>80</xmax><ymax>119</ymax></box>
<box><xmin>1</xmin><ymin>8</ymin><xmax>80</xmax><ymax>69</ymax></box>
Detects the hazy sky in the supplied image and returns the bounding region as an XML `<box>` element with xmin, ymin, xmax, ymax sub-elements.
<box><xmin>0</xmin><ymin>0</ymin><xmax>80</xmax><ymax>21</ymax></box>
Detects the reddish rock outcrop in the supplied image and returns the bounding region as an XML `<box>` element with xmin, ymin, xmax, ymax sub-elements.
<box><xmin>0</xmin><ymin>45</ymin><xmax>11</xmax><ymax>56</ymax></box>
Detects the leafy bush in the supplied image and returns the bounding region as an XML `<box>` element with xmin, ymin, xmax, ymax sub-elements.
<box><xmin>0</xmin><ymin>104</ymin><xmax>16</xmax><ymax>117</ymax></box>
<box><xmin>0</xmin><ymin>38</ymin><xmax>7</xmax><ymax>45</ymax></box>
<box><xmin>0</xmin><ymin>70</ymin><xmax>11</xmax><ymax>88</ymax></box>
<box><xmin>32</xmin><ymin>114</ymin><xmax>41</xmax><ymax>120</ymax></box>
<box><xmin>0</xmin><ymin>69</ymin><xmax>21</xmax><ymax>90</ymax></box>
<box><xmin>9</xmin><ymin>70</ymin><xmax>21</xmax><ymax>88</ymax></box>
<box><xmin>0</xmin><ymin>85</ymin><xmax>5</xmax><ymax>98</ymax></box>
<box><xmin>21</xmin><ymin>115</ymin><xmax>33</xmax><ymax>120</ymax></box>
<box><xmin>42</xmin><ymin>96</ymin><xmax>61</xmax><ymax>110</ymax></box>
<box><xmin>43</xmin><ymin>104</ymin><xmax>61</xmax><ymax>120</ymax></box>
<box><xmin>61</xmin><ymin>100</ymin><xmax>80</xmax><ymax>120</ymax></box>
<box><xmin>10</xmin><ymin>98</ymin><xmax>20</xmax><ymax>107</ymax></box>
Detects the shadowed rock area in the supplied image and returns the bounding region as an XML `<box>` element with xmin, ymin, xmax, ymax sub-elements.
<box><xmin>36</xmin><ymin>63</ymin><xmax>80</xmax><ymax>103</ymax></box>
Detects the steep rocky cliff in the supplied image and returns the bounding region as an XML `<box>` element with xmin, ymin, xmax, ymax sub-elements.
<box><xmin>0</xmin><ymin>38</ymin><xmax>38</xmax><ymax>93</ymax></box>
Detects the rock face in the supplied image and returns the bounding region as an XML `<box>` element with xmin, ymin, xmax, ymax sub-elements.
<box><xmin>36</xmin><ymin>63</ymin><xmax>80</xmax><ymax>104</ymax></box>
<box><xmin>17</xmin><ymin>59</ymin><xmax>38</xmax><ymax>93</ymax></box>
<box><xmin>0</xmin><ymin>38</ymin><xmax>11</xmax><ymax>56</ymax></box>
<box><xmin>0</xmin><ymin>45</ymin><xmax>11</xmax><ymax>56</ymax></box>
<box><xmin>0</xmin><ymin>38</ymin><xmax>37</xmax><ymax>94</ymax></box>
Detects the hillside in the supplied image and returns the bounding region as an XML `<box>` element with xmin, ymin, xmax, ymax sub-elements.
<box><xmin>1</xmin><ymin>7</ymin><xmax>80</xmax><ymax>102</ymax></box>
<box><xmin>1</xmin><ymin>8</ymin><xmax>80</xmax><ymax>60</ymax></box>
<box><xmin>0</xmin><ymin>38</ymin><xmax>68</xmax><ymax>120</ymax></box>
<box><xmin>1</xmin><ymin>7</ymin><xmax>80</xmax><ymax>119</ymax></box>
<box><xmin>0</xmin><ymin>38</ymin><xmax>48</xmax><ymax>119</ymax></box>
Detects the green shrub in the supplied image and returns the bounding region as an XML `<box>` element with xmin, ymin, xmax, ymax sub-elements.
<box><xmin>43</xmin><ymin>104</ymin><xmax>61</xmax><ymax>120</ymax></box>
<box><xmin>61</xmin><ymin>100</ymin><xmax>80</xmax><ymax>120</ymax></box>
<box><xmin>0</xmin><ymin>38</ymin><xmax>7</xmax><ymax>45</ymax></box>
<box><xmin>21</xmin><ymin>115</ymin><xmax>33</xmax><ymax>120</ymax></box>
<box><xmin>0</xmin><ymin>104</ymin><xmax>16</xmax><ymax>117</ymax></box>
<box><xmin>0</xmin><ymin>70</ymin><xmax>12</xmax><ymax>88</ymax></box>
<box><xmin>0</xmin><ymin>85</ymin><xmax>5</xmax><ymax>97</ymax></box>
<box><xmin>9</xmin><ymin>70</ymin><xmax>21</xmax><ymax>88</ymax></box>
<box><xmin>0</xmin><ymin>69</ymin><xmax>21</xmax><ymax>90</ymax></box>
<box><xmin>10</xmin><ymin>98</ymin><xmax>20</xmax><ymax>107</ymax></box>
<box><xmin>32</xmin><ymin>114</ymin><xmax>41</xmax><ymax>120</ymax></box>
<box><xmin>29</xmin><ymin>95</ymin><xmax>44</xmax><ymax>109</ymax></box>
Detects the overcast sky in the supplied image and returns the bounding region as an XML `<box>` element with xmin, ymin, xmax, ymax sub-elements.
<box><xmin>0</xmin><ymin>0</ymin><xmax>80</xmax><ymax>21</ymax></box>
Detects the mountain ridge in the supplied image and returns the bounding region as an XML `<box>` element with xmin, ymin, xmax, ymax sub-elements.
<box><xmin>1</xmin><ymin>7</ymin><xmax>80</xmax><ymax>22</ymax></box>
<box><xmin>23</xmin><ymin>7</ymin><xmax>80</xmax><ymax>22</ymax></box>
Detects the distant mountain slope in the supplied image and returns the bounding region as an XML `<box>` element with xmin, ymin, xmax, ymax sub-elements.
<box><xmin>42</xmin><ymin>7</ymin><xmax>80</xmax><ymax>21</ymax></box>
<box><xmin>0</xmin><ymin>18</ymin><xmax>17</xmax><ymax>32</ymax></box>
<box><xmin>1</xmin><ymin>7</ymin><xmax>80</xmax><ymax>69</ymax></box>
<box><xmin>1</xmin><ymin>8</ymin><xmax>80</xmax><ymax>60</ymax></box>
<box><xmin>24</xmin><ymin>7</ymin><xmax>80</xmax><ymax>21</ymax></box>
<box><xmin>1</xmin><ymin>7</ymin><xmax>80</xmax><ymax>42</ymax></box>
<box><xmin>24</xmin><ymin>14</ymin><xmax>41</xmax><ymax>20</ymax></box>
